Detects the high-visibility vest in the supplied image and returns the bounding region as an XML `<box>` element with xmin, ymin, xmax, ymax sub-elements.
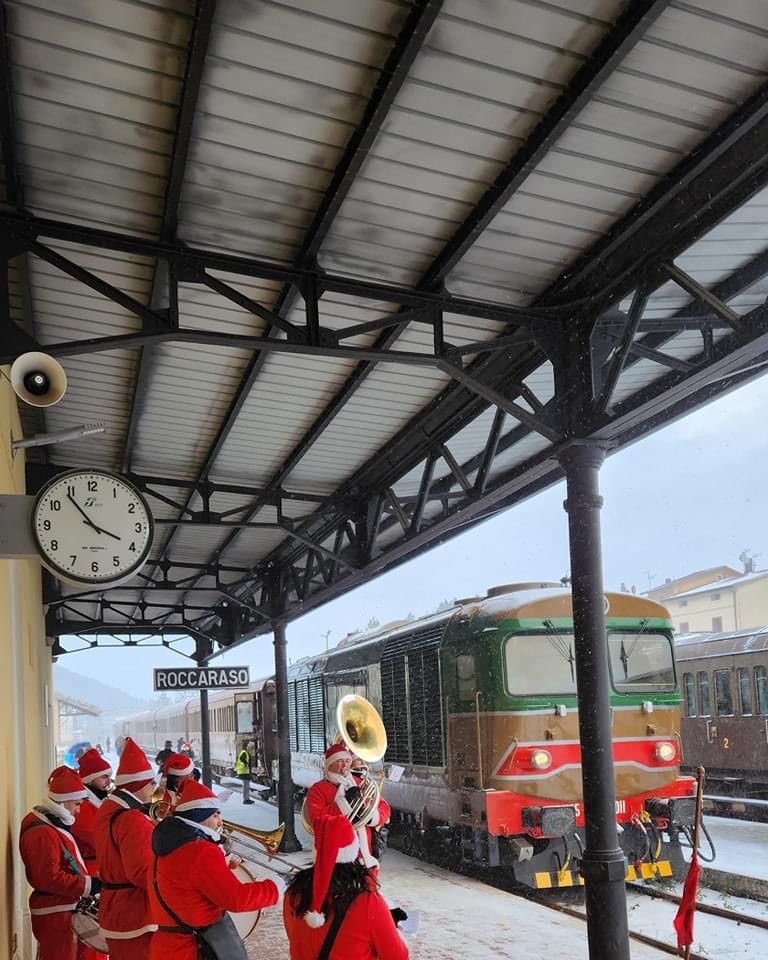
<box><xmin>235</xmin><ymin>750</ymin><xmax>250</xmax><ymax>776</ymax></box>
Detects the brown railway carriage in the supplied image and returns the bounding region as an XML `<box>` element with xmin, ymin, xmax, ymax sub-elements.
<box><xmin>677</xmin><ymin>627</ymin><xmax>768</xmax><ymax>794</ymax></box>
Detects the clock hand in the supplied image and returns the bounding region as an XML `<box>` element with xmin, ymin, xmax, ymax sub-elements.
<box><xmin>67</xmin><ymin>493</ymin><xmax>122</xmax><ymax>541</ymax></box>
<box><xmin>67</xmin><ymin>492</ymin><xmax>101</xmax><ymax>532</ymax></box>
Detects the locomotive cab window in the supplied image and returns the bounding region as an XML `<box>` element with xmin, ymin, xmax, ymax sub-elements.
<box><xmin>607</xmin><ymin>632</ymin><xmax>675</xmax><ymax>692</ymax></box>
<box><xmin>456</xmin><ymin>653</ymin><xmax>476</xmax><ymax>701</ymax></box>
<box><xmin>714</xmin><ymin>670</ymin><xmax>733</xmax><ymax>716</ymax></box>
<box><xmin>683</xmin><ymin>672</ymin><xmax>696</xmax><ymax>717</ymax></box>
<box><xmin>503</xmin><ymin>632</ymin><xmax>577</xmax><ymax>695</ymax></box>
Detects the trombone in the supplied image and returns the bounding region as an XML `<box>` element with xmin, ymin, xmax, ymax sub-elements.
<box><xmin>301</xmin><ymin>694</ymin><xmax>387</xmax><ymax>835</ymax></box>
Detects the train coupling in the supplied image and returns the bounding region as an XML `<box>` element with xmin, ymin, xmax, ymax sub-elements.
<box><xmin>645</xmin><ymin>796</ymin><xmax>696</xmax><ymax>827</ymax></box>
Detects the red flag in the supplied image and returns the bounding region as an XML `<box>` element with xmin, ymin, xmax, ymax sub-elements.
<box><xmin>673</xmin><ymin>851</ymin><xmax>701</xmax><ymax>953</ymax></box>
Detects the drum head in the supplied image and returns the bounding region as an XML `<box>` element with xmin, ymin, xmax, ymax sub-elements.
<box><xmin>229</xmin><ymin>861</ymin><xmax>261</xmax><ymax>940</ymax></box>
<box><xmin>72</xmin><ymin>907</ymin><xmax>109</xmax><ymax>953</ymax></box>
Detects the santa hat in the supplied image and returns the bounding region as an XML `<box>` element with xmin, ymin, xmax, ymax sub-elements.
<box><xmin>323</xmin><ymin>742</ymin><xmax>354</xmax><ymax>771</ymax></box>
<box><xmin>78</xmin><ymin>748</ymin><xmax>112</xmax><ymax>784</ymax></box>
<box><xmin>175</xmin><ymin>778</ymin><xmax>221</xmax><ymax>823</ymax></box>
<box><xmin>162</xmin><ymin>752</ymin><xmax>194</xmax><ymax>778</ymax></box>
<box><xmin>304</xmin><ymin>815</ymin><xmax>360</xmax><ymax>927</ymax></box>
<box><xmin>114</xmin><ymin>737</ymin><xmax>154</xmax><ymax>788</ymax></box>
<box><xmin>48</xmin><ymin>765</ymin><xmax>88</xmax><ymax>803</ymax></box>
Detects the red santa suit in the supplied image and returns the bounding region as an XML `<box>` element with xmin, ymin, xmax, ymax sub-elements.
<box><xmin>72</xmin><ymin>749</ymin><xmax>112</xmax><ymax>960</ymax></box>
<box><xmin>19</xmin><ymin>768</ymin><xmax>93</xmax><ymax>960</ymax></box>
<box><xmin>305</xmin><ymin>745</ymin><xmax>390</xmax><ymax>870</ymax></box>
<box><xmin>149</xmin><ymin>779</ymin><xmax>282</xmax><ymax>960</ymax></box>
<box><xmin>92</xmin><ymin>738</ymin><xmax>157</xmax><ymax>959</ymax></box>
<box><xmin>284</xmin><ymin>814</ymin><xmax>408</xmax><ymax>960</ymax></box>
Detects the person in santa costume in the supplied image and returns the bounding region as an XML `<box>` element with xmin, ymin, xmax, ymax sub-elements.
<box><xmin>72</xmin><ymin>748</ymin><xmax>113</xmax><ymax>871</ymax></box>
<box><xmin>284</xmin><ymin>813</ymin><xmax>408</xmax><ymax>960</ymax></box>
<box><xmin>19</xmin><ymin>766</ymin><xmax>99</xmax><ymax>960</ymax></box>
<box><xmin>93</xmin><ymin>737</ymin><xmax>157</xmax><ymax>959</ymax></box>
<box><xmin>159</xmin><ymin>751</ymin><xmax>195</xmax><ymax>808</ymax></box>
<box><xmin>148</xmin><ymin>777</ymin><xmax>283</xmax><ymax>960</ymax></box>
<box><xmin>305</xmin><ymin>743</ymin><xmax>391</xmax><ymax>871</ymax></box>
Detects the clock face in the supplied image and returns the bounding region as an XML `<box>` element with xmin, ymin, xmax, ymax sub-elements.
<box><xmin>32</xmin><ymin>470</ymin><xmax>154</xmax><ymax>586</ymax></box>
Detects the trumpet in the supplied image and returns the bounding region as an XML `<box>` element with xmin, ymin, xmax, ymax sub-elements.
<box><xmin>148</xmin><ymin>779</ymin><xmax>173</xmax><ymax>823</ymax></box>
<box><xmin>301</xmin><ymin>694</ymin><xmax>387</xmax><ymax>835</ymax></box>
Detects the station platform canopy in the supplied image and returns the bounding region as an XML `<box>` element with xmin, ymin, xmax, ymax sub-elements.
<box><xmin>2</xmin><ymin>0</ymin><xmax>768</xmax><ymax>658</ymax></box>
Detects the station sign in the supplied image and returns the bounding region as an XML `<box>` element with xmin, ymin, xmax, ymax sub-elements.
<box><xmin>154</xmin><ymin>666</ymin><xmax>250</xmax><ymax>691</ymax></box>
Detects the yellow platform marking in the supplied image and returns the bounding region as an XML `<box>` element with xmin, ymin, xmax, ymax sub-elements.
<box><xmin>534</xmin><ymin>861</ymin><xmax>670</xmax><ymax>889</ymax></box>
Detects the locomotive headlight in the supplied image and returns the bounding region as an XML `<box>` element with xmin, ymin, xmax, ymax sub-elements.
<box><xmin>655</xmin><ymin>741</ymin><xmax>677</xmax><ymax>762</ymax></box>
<box><xmin>530</xmin><ymin>749</ymin><xmax>552</xmax><ymax>770</ymax></box>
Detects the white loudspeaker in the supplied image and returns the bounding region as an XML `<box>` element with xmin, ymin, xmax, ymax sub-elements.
<box><xmin>10</xmin><ymin>352</ymin><xmax>67</xmax><ymax>407</ymax></box>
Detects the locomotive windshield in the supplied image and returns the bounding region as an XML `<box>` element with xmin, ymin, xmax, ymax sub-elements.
<box><xmin>503</xmin><ymin>628</ymin><xmax>676</xmax><ymax>695</ymax></box>
<box><xmin>607</xmin><ymin>631</ymin><xmax>676</xmax><ymax>692</ymax></box>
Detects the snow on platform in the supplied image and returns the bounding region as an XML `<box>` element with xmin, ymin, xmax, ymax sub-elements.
<box><xmin>702</xmin><ymin>816</ymin><xmax>768</xmax><ymax>882</ymax></box>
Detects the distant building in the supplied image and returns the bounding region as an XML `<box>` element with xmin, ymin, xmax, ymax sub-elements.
<box><xmin>646</xmin><ymin>565</ymin><xmax>740</xmax><ymax>604</ymax></box>
<box><xmin>653</xmin><ymin>569</ymin><xmax>768</xmax><ymax>634</ymax></box>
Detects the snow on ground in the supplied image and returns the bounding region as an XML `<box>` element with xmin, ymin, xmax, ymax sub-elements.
<box><xmin>700</xmin><ymin>816</ymin><xmax>768</xmax><ymax>882</ymax></box>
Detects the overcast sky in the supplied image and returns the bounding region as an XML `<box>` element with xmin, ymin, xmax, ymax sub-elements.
<box><xmin>58</xmin><ymin>372</ymin><xmax>768</xmax><ymax>700</ymax></box>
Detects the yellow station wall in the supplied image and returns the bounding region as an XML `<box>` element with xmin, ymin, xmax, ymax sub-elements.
<box><xmin>0</xmin><ymin>375</ymin><xmax>52</xmax><ymax>958</ymax></box>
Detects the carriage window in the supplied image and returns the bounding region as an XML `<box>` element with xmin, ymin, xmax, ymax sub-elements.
<box><xmin>738</xmin><ymin>667</ymin><xmax>753</xmax><ymax>716</ymax></box>
<box><xmin>683</xmin><ymin>673</ymin><xmax>696</xmax><ymax>717</ymax></box>
<box><xmin>756</xmin><ymin>666</ymin><xmax>768</xmax><ymax>716</ymax></box>
<box><xmin>697</xmin><ymin>672</ymin><xmax>711</xmax><ymax>717</ymax></box>
<box><xmin>456</xmin><ymin>654</ymin><xmax>476</xmax><ymax>701</ymax></box>
<box><xmin>607</xmin><ymin>632</ymin><xmax>675</xmax><ymax>692</ymax></box>
<box><xmin>714</xmin><ymin>670</ymin><xmax>733</xmax><ymax>716</ymax></box>
<box><xmin>504</xmin><ymin>632</ymin><xmax>577</xmax><ymax>695</ymax></box>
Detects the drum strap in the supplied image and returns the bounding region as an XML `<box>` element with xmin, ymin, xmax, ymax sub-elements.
<box><xmin>20</xmin><ymin>819</ymin><xmax>82</xmax><ymax>878</ymax></box>
<box><xmin>317</xmin><ymin>896</ymin><xmax>357</xmax><ymax>960</ymax></box>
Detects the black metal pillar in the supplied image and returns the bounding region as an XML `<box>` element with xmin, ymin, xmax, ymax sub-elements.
<box><xmin>559</xmin><ymin>442</ymin><xmax>629</xmax><ymax>960</ymax></box>
<box><xmin>195</xmin><ymin>636</ymin><xmax>213</xmax><ymax>787</ymax></box>
<box><xmin>273</xmin><ymin>618</ymin><xmax>301</xmax><ymax>851</ymax></box>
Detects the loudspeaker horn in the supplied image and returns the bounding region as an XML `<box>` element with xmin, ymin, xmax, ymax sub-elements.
<box><xmin>10</xmin><ymin>352</ymin><xmax>67</xmax><ymax>407</ymax></box>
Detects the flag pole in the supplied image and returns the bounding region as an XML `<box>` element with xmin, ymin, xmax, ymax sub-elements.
<box><xmin>683</xmin><ymin>766</ymin><xmax>706</xmax><ymax>960</ymax></box>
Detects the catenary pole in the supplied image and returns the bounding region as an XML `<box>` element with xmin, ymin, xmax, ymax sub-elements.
<box><xmin>272</xmin><ymin>615</ymin><xmax>301</xmax><ymax>852</ymax></box>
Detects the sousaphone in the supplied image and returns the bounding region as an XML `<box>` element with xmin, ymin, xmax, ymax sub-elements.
<box><xmin>301</xmin><ymin>694</ymin><xmax>387</xmax><ymax>834</ymax></box>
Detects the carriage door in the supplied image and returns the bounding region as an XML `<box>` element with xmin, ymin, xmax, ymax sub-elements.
<box><xmin>234</xmin><ymin>694</ymin><xmax>255</xmax><ymax>770</ymax></box>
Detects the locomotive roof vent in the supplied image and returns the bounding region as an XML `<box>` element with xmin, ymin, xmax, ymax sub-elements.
<box><xmin>486</xmin><ymin>581</ymin><xmax>562</xmax><ymax>597</ymax></box>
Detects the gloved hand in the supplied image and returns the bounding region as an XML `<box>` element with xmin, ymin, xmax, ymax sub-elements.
<box><xmin>390</xmin><ymin>907</ymin><xmax>408</xmax><ymax>927</ymax></box>
<box><xmin>344</xmin><ymin>785</ymin><xmax>362</xmax><ymax>805</ymax></box>
<box><xmin>89</xmin><ymin>878</ymin><xmax>103</xmax><ymax>897</ymax></box>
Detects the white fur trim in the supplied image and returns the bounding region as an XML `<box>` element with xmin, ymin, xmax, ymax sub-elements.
<box><xmin>267</xmin><ymin>875</ymin><xmax>285</xmax><ymax>904</ymax></box>
<box><xmin>37</xmin><ymin>799</ymin><xmax>76</xmax><ymax>826</ymax></box>
<box><xmin>175</xmin><ymin>797</ymin><xmax>220</xmax><ymax>813</ymax></box>
<box><xmin>336</xmin><ymin>837</ymin><xmax>360</xmax><ymax>864</ymax></box>
<box><xmin>165</xmin><ymin>757</ymin><xmax>194</xmax><ymax>776</ymax></box>
<box><xmin>80</xmin><ymin>763</ymin><xmax>112</xmax><ymax>783</ymax></box>
<box><xmin>48</xmin><ymin>787</ymin><xmax>88</xmax><ymax>803</ymax></box>
<box><xmin>31</xmin><ymin>903</ymin><xmax>78</xmax><ymax>915</ymax></box>
<box><xmin>333</xmin><ymin>782</ymin><xmax>353</xmax><ymax>817</ymax></box>
<box><xmin>84</xmin><ymin>786</ymin><xmax>104</xmax><ymax>808</ymax></box>
<box><xmin>114</xmin><ymin>767</ymin><xmax>154</xmax><ymax>786</ymax></box>
<box><xmin>304</xmin><ymin>910</ymin><xmax>326</xmax><ymax>928</ymax></box>
<box><xmin>324</xmin><ymin>748</ymin><xmax>353</xmax><ymax>771</ymax></box>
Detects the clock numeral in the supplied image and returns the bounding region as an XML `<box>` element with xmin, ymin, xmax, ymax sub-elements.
<box><xmin>128</xmin><ymin>503</ymin><xmax>136</xmax><ymax>514</ymax></box>
<box><xmin>50</xmin><ymin>499</ymin><xmax>61</xmax><ymax>512</ymax></box>
<box><xmin>43</xmin><ymin>519</ymin><xmax>51</xmax><ymax>531</ymax></box>
<box><xmin>87</xmin><ymin>480</ymin><xmax>98</xmax><ymax>492</ymax></box>
<box><xmin>67</xmin><ymin>484</ymin><xmax>75</xmax><ymax>496</ymax></box>
<box><xmin>134</xmin><ymin>522</ymin><xmax>143</xmax><ymax>533</ymax></box>
<box><xmin>50</xmin><ymin>540</ymin><xmax>58</xmax><ymax>551</ymax></box>
<box><xmin>91</xmin><ymin>561</ymin><xmax>99</xmax><ymax>574</ymax></box>
<box><xmin>113</xmin><ymin>486</ymin><xmax>117</xmax><ymax>498</ymax></box>
<box><xmin>128</xmin><ymin>541</ymin><xmax>136</xmax><ymax>552</ymax></box>
<box><xmin>113</xmin><ymin>556</ymin><xmax>120</xmax><ymax>567</ymax></box>
<box><xmin>69</xmin><ymin>555</ymin><xmax>77</xmax><ymax>566</ymax></box>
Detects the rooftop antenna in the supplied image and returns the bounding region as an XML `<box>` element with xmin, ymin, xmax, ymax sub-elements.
<box><xmin>321</xmin><ymin>630</ymin><xmax>332</xmax><ymax>651</ymax></box>
<box><xmin>644</xmin><ymin>571</ymin><xmax>656</xmax><ymax>590</ymax></box>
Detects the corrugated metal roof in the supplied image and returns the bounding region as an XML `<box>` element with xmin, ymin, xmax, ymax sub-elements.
<box><xmin>4</xmin><ymin>0</ymin><xmax>768</xmax><ymax>637</ymax></box>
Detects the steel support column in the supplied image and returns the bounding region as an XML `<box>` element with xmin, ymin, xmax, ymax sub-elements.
<box><xmin>196</xmin><ymin>636</ymin><xmax>214</xmax><ymax>787</ymax></box>
<box><xmin>273</xmin><ymin>618</ymin><xmax>301</xmax><ymax>852</ymax></box>
<box><xmin>559</xmin><ymin>443</ymin><xmax>628</xmax><ymax>960</ymax></box>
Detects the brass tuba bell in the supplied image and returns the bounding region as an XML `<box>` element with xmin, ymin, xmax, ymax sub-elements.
<box><xmin>301</xmin><ymin>694</ymin><xmax>387</xmax><ymax>834</ymax></box>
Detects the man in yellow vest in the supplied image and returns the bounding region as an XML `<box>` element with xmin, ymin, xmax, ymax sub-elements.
<box><xmin>235</xmin><ymin>740</ymin><xmax>254</xmax><ymax>805</ymax></box>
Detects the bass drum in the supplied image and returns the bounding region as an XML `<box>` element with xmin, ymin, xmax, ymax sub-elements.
<box><xmin>72</xmin><ymin>897</ymin><xmax>109</xmax><ymax>954</ymax></box>
<box><xmin>228</xmin><ymin>861</ymin><xmax>261</xmax><ymax>940</ymax></box>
